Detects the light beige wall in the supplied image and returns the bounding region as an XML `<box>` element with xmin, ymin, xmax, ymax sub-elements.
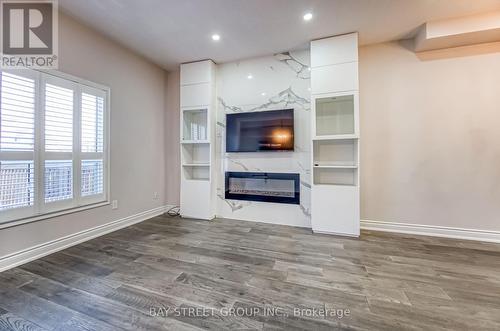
<box><xmin>165</xmin><ymin>70</ymin><xmax>180</xmax><ymax>205</ymax></box>
<box><xmin>359</xmin><ymin>42</ymin><xmax>500</xmax><ymax>231</ymax></box>
<box><xmin>0</xmin><ymin>13</ymin><xmax>169</xmax><ymax>257</ymax></box>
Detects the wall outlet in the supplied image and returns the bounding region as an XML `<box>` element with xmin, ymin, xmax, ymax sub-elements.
<box><xmin>153</xmin><ymin>191</ymin><xmax>159</xmax><ymax>200</ymax></box>
<box><xmin>112</xmin><ymin>200</ymin><xmax>118</xmax><ymax>209</ymax></box>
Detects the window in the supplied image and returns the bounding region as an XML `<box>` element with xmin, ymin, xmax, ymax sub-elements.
<box><xmin>0</xmin><ymin>71</ymin><xmax>36</xmax><ymax>214</ymax></box>
<box><xmin>0</xmin><ymin>69</ymin><xmax>109</xmax><ymax>225</ymax></box>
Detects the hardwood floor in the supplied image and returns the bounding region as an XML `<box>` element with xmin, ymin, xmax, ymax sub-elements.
<box><xmin>1</xmin><ymin>215</ymin><xmax>500</xmax><ymax>330</ymax></box>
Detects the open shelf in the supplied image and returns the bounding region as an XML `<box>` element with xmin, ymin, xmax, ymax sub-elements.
<box><xmin>313</xmin><ymin>139</ymin><xmax>358</xmax><ymax>166</ymax></box>
<box><xmin>181</xmin><ymin>140</ymin><xmax>210</xmax><ymax>144</ymax></box>
<box><xmin>313</xmin><ymin>109</ymin><xmax>358</xmax><ymax>186</ymax></box>
<box><xmin>181</xmin><ymin>143</ymin><xmax>209</xmax><ymax>165</ymax></box>
<box><xmin>181</xmin><ymin>113</ymin><xmax>210</xmax><ymax>180</ymax></box>
<box><xmin>183</xmin><ymin>165</ymin><xmax>209</xmax><ymax>181</ymax></box>
<box><xmin>314</xmin><ymin>168</ymin><xmax>358</xmax><ymax>186</ymax></box>
<box><xmin>315</xmin><ymin>95</ymin><xmax>355</xmax><ymax>136</ymax></box>
<box><xmin>182</xmin><ymin>108</ymin><xmax>208</xmax><ymax>141</ymax></box>
<box><xmin>314</xmin><ymin>164</ymin><xmax>357</xmax><ymax>169</ymax></box>
<box><xmin>313</xmin><ymin>134</ymin><xmax>358</xmax><ymax>141</ymax></box>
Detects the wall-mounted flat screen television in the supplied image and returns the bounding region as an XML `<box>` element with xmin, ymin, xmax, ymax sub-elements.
<box><xmin>226</xmin><ymin>109</ymin><xmax>294</xmax><ymax>152</ymax></box>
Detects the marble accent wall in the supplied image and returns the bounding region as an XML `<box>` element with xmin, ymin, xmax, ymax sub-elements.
<box><xmin>216</xmin><ymin>50</ymin><xmax>311</xmax><ymax>227</ymax></box>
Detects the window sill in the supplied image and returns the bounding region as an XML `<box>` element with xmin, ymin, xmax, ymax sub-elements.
<box><xmin>0</xmin><ymin>201</ymin><xmax>110</xmax><ymax>230</ymax></box>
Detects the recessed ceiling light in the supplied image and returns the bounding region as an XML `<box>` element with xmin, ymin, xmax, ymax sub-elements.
<box><xmin>211</xmin><ymin>34</ymin><xmax>220</xmax><ymax>41</ymax></box>
<box><xmin>247</xmin><ymin>74</ymin><xmax>253</xmax><ymax>79</ymax></box>
<box><xmin>261</xmin><ymin>92</ymin><xmax>266</xmax><ymax>96</ymax></box>
<box><xmin>303</xmin><ymin>12</ymin><xmax>313</xmax><ymax>21</ymax></box>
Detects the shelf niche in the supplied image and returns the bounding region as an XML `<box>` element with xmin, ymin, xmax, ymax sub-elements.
<box><xmin>182</xmin><ymin>108</ymin><xmax>208</xmax><ymax>141</ymax></box>
<box><xmin>313</xmin><ymin>139</ymin><xmax>358</xmax><ymax>167</ymax></box>
<box><xmin>183</xmin><ymin>165</ymin><xmax>209</xmax><ymax>181</ymax></box>
<box><xmin>315</xmin><ymin>95</ymin><xmax>355</xmax><ymax>136</ymax></box>
<box><xmin>314</xmin><ymin>168</ymin><xmax>357</xmax><ymax>186</ymax></box>
<box><xmin>181</xmin><ymin>143</ymin><xmax>209</xmax><ymax>166</ymax></box>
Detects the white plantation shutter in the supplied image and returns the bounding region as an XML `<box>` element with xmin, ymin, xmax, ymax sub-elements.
<box><xmin>81</xmin><ymin>93</ymin><xmax>104</xmax><ymax>153</ymax></box>
<box><xmin>44</xmin><ymin>160</ymin><xmax>73</xmax><ymax>202</ymax></box>
<box><xmin>81</xmin><ymin>159</ymin><xmax>103</xmax><ymax>196</ymax></box>
<box><xmin>0</xmin><ymin>72</ymin><xmax>36</xmax><ymax>151</ymax></box>
<box><xmin>80</xmin><ymin>87</ymin><xmax>106</xmax><ymax>202</ymax></box>
<box><xmin>0</xmin><ymin>161</ymin><xmax>35</xmax><ymax>211</ymax></box>
<box><xmin>0</xmin><ymin>71</ymin><xmax>37</xmax><ymax>217</ymax></box>
<box><xmin>42</xmin><ymin>76</ymin><xmax>76</xmax><ymax>211</ymax></box>
<box><xmin>45</xmin><ymin>83</ymin><xmax>73</xmax><ymax>152</ymax></box>
<box><xmin>0</xmin><ymin>69</ymin><xmax>108</xmax><ymax>225</ymax></box>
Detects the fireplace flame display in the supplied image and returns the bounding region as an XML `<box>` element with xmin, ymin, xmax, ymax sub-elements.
<box><xmin>225</xmin><ymin>172</ymin><xmax>300</xmax><ymax>205</ymax></box>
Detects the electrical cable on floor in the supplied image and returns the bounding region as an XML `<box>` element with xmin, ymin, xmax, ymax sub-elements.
<box><xmin>165</xmin><ymin>205</ymin><xmax>180</xmax><ymax>217</ymax></box>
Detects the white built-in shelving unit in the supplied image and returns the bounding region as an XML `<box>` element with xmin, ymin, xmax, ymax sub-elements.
<box><xmin>310</xmin><ymin>33</ymin><xmax>360</xmax><ymax>236</ymax></box>
<box><xmin>180</xmin><ymin>60</ymin><xmax>216</xmax><ymax>220</ymax></box>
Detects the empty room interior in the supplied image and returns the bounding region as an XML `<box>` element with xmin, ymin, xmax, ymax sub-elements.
<box><xmin>1</xmin><ymin>0</ymin><xmax>500</xmax><ymax>330</ymax></box>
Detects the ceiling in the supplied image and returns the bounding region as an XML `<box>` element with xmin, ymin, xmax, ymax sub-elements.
<box><xmin>59</xmin><ymin>0</ymin><xmax>500</xmax><ymax>70</ymax></box>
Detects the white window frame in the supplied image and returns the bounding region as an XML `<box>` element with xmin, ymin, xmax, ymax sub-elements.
<box><xmin>0</xmin><ymin>68</ymin><xmax>110</xmax><ymax>229</ymax></box>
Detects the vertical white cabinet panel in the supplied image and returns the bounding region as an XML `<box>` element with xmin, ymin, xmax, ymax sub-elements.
<box><xmin>310</xmin><ymin>33</ymin><xmax>360</xmax><ymax>237</ymax></box>
<box><xmin>180</xmin><ymin>179</ymin><xmax>212</xmax><ymax>219</ymax></box>
<box><xmin>311</xmin><ymin>33</ymin><xmax>358</xmax><ymax>68</ymax></box>
<box><xmin>311</xmin><ymin>185</ymin><xmax>359</xmax><ymax>235</ymax></box>
<box><xmin>180</xmin><ymin>60</ymin><xmax>216</xmax><ymax>220</ymax></box>
<box><xmin>180</xmin><ymin>61</ymin><xmax>212</xmax><ymax>85</ymax></box>
<box><xmin>180</xmin><ymin>83</ymin><xmax>210</xmax><ymax>107</ymax></box>
<box><xmin>311</xmin><ymin>63</ymin><xmax>358</xmax><ymax>95</ymax></box>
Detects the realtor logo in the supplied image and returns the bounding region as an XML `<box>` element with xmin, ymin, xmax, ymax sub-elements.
<box><xmin>1</xmin><ymin>0</ymin><xmax>58</xmax><ymax>68</ymax></box>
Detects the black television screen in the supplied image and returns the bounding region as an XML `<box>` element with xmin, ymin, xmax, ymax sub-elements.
<box><xmin>226</xmin><ymin>109</ymin><xmax>294</xmax><ymax>152</ymax></box>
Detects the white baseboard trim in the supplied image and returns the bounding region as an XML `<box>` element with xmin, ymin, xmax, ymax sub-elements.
<box><xmin>361</xmin><ymin>219</ymin><xmax>500</xmax><ymax>243</ymax></box>
<box><xmin>313</xmin><ymin>230</ymin><xmax>359</xmax><ymax>237</ymax></box>
<box><xmin>0</xmin><ymin>205</ymin><xmax>173</xmax><ymax>272</ymax></box>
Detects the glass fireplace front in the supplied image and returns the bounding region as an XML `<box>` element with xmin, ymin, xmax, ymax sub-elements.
<box><xmin>225</xmin><ymin>172</ymin><xmax>300</xmax><ymax>205</ymax></box>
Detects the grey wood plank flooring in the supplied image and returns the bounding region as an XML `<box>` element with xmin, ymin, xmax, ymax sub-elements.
<box><xmin>1</xmin><ymin>215</ymin><xmax>500</xmax><ymax>330</ymax></box>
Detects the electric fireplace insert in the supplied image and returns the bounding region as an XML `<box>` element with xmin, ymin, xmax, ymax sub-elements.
<box><xmin>225</xmin><ymin>171</ymin><xmax>300</xmax><ymax>205</ymax></box>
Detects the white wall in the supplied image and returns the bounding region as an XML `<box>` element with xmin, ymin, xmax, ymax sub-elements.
<box><xmin>216</xmin><ymin>51</ymin><xmax>311</xmax><ymax>227</ymax></box>
<box><xmin>0</xmin><ymin>13</ymin><xmax>169</xmax><ymax>258</ymax></box>
<box><xmin>359</xmin><ymin>42</ymin><xmax>500</xmax><ymax>231</ymax></box>
<box><xmin>165</xmin><ymin>70</ymin><xmax>181</xmax><ymax>206</ymax></box>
